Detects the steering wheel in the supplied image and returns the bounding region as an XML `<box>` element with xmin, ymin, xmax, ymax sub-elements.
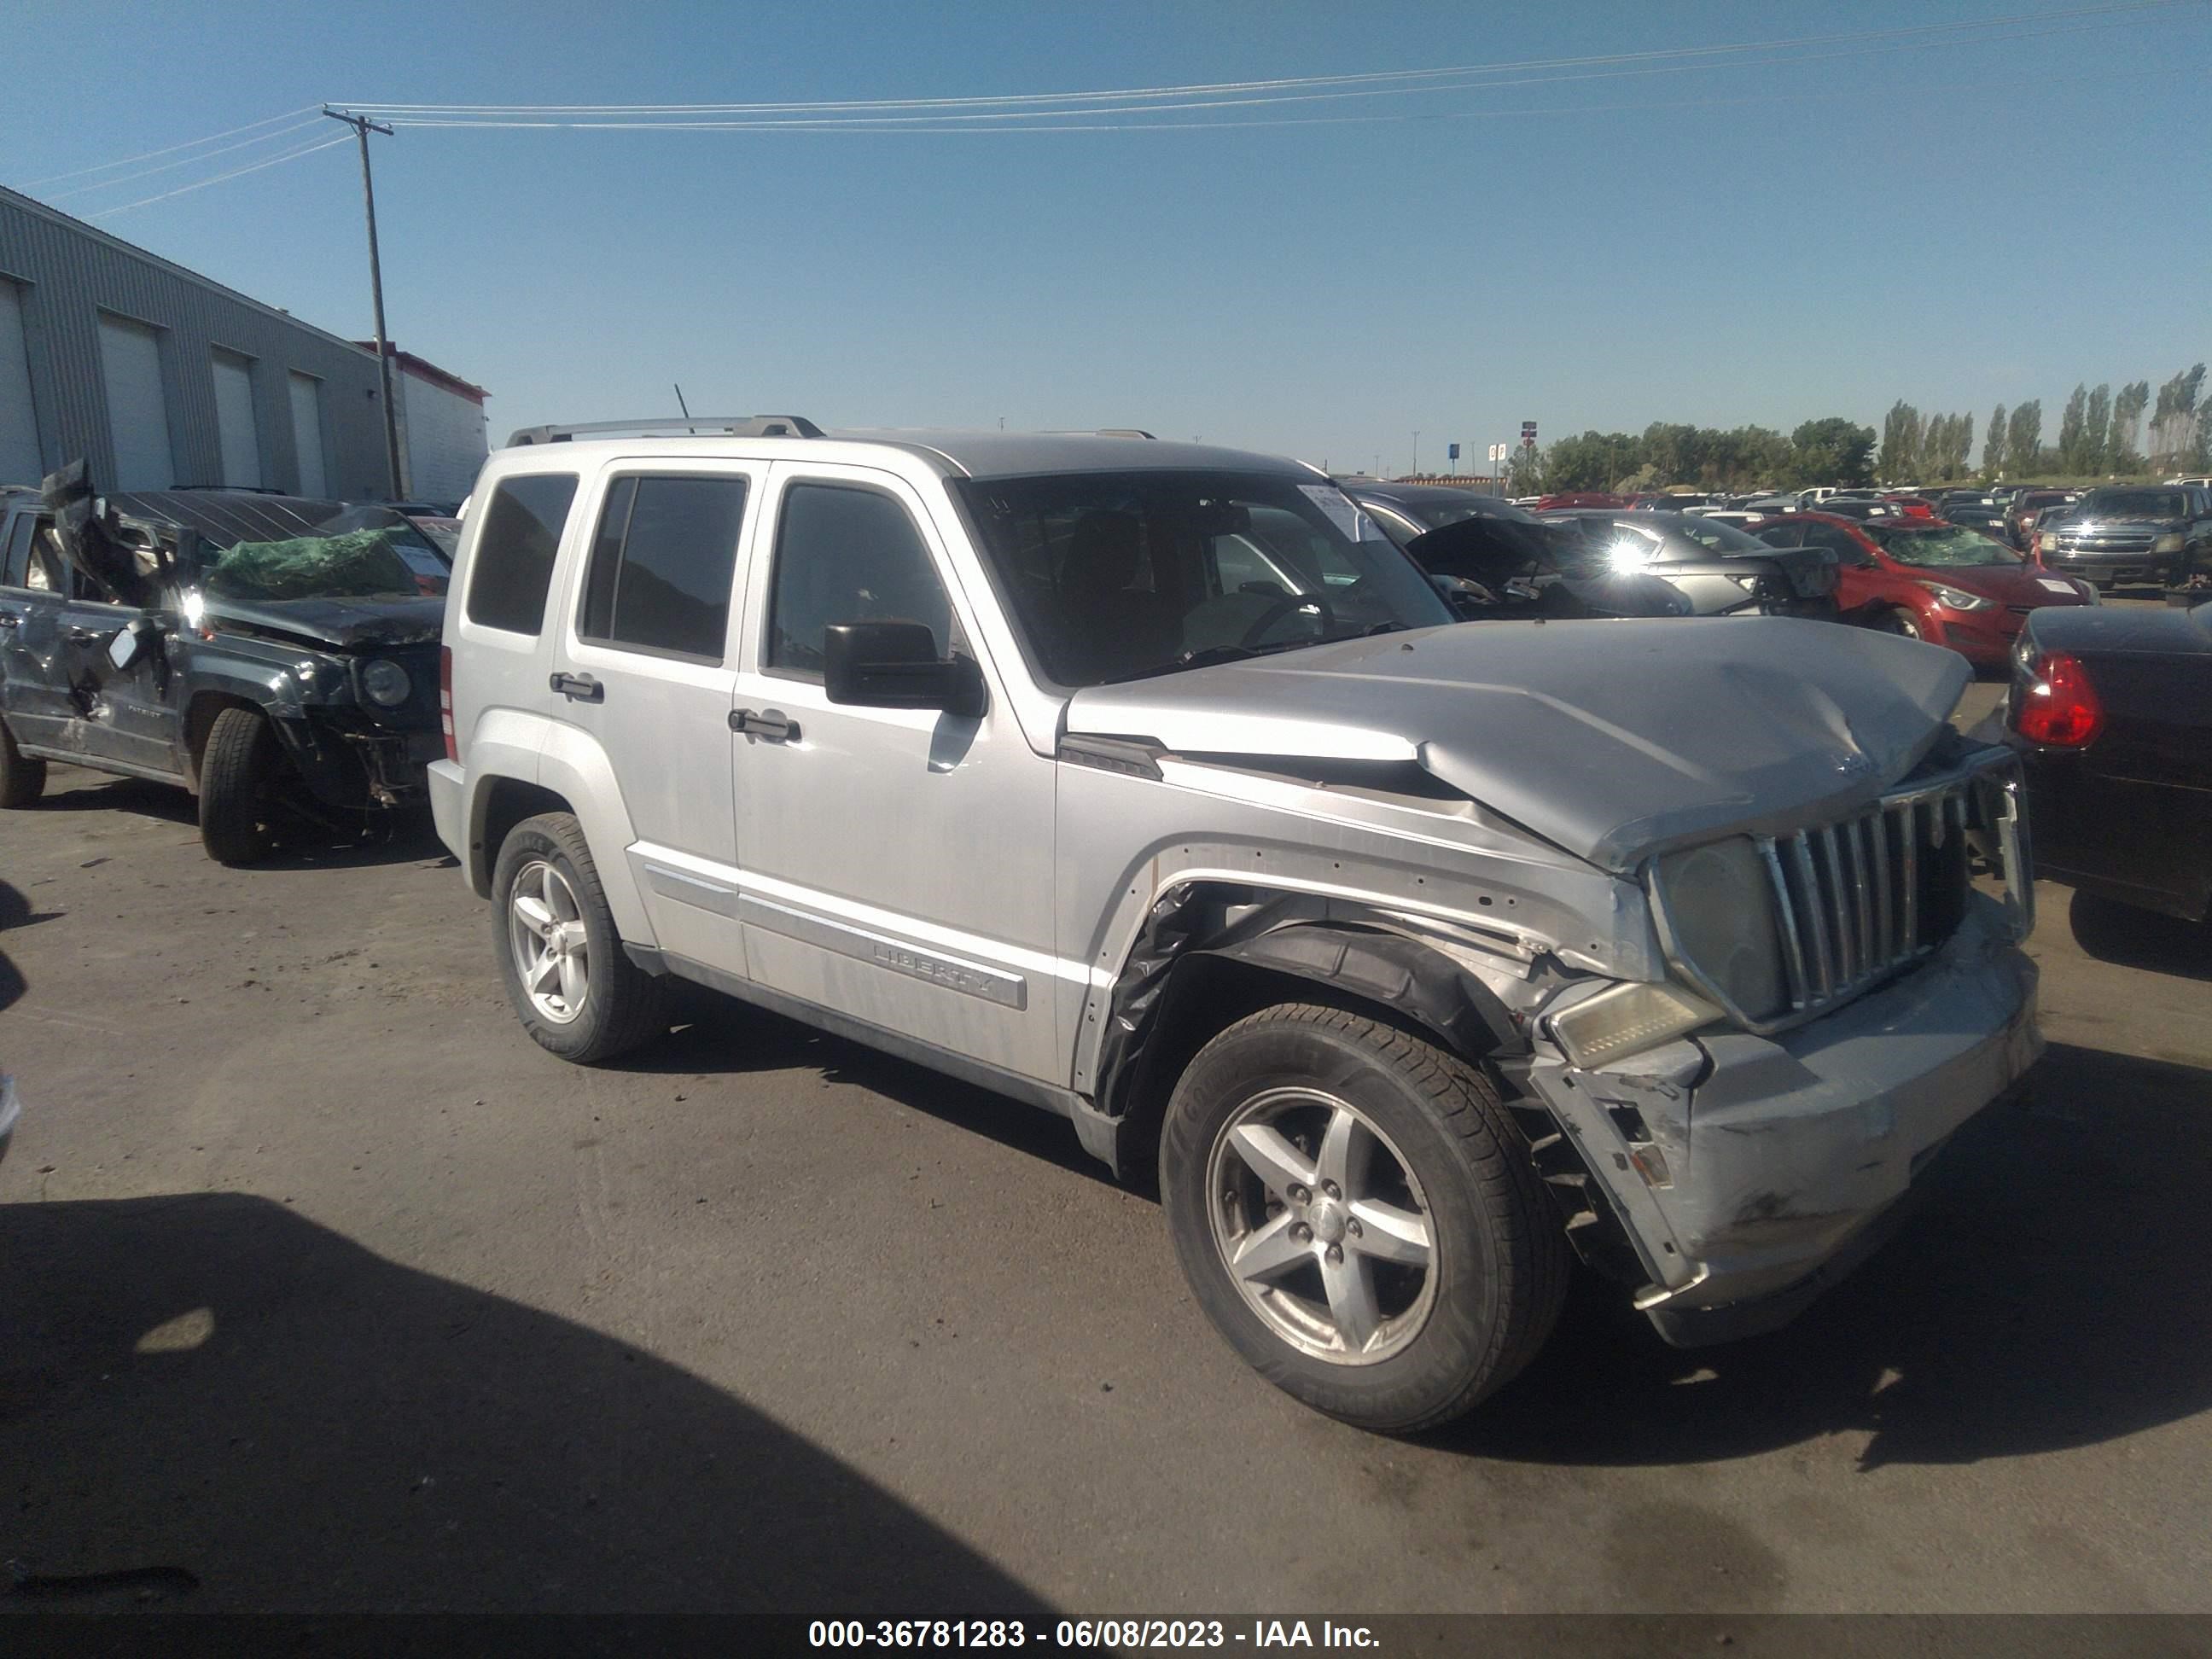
<box><xmin>1238</xmin><ymin>591</ymin><xmax>1336</xmax><ymax>649</ymax></box>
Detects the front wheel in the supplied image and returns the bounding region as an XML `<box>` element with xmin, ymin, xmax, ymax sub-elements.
<box><xmin>1882</xmin><ymin>608</ymin><xmax>1926</xmax><ymax>641</ymax></box>
<box><xmin>1160</xmin><ymin>1004</ymin><xmax>1569</xmax><ymax>1434</ymax></box>
<box><xmin>492</xmin><ymin>811</ymin><xmax>669</xmax><ymax>1063</ymax></box>
<box><xmin>197</xmin><ymin>707</ymin><xmax>281</xmax><ymax>864</ymax></box>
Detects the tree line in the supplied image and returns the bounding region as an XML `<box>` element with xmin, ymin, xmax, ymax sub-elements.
<box><xmin>1509</xmin><ymin>362</ymin><xmax>2208</xmax><ymax>494</ymax></box>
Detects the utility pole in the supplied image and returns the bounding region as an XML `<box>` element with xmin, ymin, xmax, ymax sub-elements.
<box><xmin>1412</xmin><ymin>431</ymin><xmax>1420</xmax><ymax>478</ymax></box>
<box><xmin>324</xmin><ymin>108</ymin><xmax>404</xmax><ymax>501</ymax></box>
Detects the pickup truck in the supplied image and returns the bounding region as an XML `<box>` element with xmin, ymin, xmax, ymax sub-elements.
<box><xmin>433</xmin><ymin>419</ymin><xmax>2041</xmax><ymax>1433</ymax></box>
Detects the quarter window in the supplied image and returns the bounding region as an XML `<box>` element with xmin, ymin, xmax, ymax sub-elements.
<box><xmin>465</xmin><ymin>473</ymin><xmax>578</xmax><ymax>636</ymax></box>
<box><xmin>765</xmin><ymin>483</ymin><xmax>950</xmax><ymax>677</ymax></box>
<box><xmin>579</xmin><ymin>474</ymin><xmax>748</xmax><ymax>661</ymax></box>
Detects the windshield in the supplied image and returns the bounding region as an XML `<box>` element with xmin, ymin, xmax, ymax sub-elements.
<box><xmin>2079</xmin><ymin>491</ymin><xmax>2186</xmax><ymax>518</ymax></box>
<box><xmin>955</xmin><ymin>471</ymin><xmax>1453</xmax><ymax>685</ymax></box>
<box><xmin>1864</xmin><ymin>523</ymin><xmax>2023</xmax><ymax>567</ymax></box>
<box><xmin>188</xmin><ymin>503</ymin><xmax>452</xmax><ymax>599</ymax></box>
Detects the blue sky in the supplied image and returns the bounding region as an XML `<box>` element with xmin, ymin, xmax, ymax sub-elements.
<box><xmin>10</xmin><ymin>0</ymin><xmax>2209</xmax><ymax>473</ymax></box>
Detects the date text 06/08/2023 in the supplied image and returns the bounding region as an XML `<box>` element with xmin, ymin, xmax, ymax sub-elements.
<box><xmin>806</xmin><ymin>1620</ymin><xmax>1382</xmax><ymax>1650</ymax></box>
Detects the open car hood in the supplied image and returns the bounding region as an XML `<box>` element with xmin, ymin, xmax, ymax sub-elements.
<box><xmin>201</xmin><ymin>593</ymin><xmax>446</xmax><ymax>650</ymax></box>
<box><xmin>1064</xmin><ymin>619</ymin><xmax>1968</xmax><ymax>873</ymax></box>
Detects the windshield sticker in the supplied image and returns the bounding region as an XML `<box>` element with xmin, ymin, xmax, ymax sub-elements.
<box><xmin>1300</xmin><ymin>484</ymin><xmax>1379</xmax><ymax>542</ymax></box>
<box><xmin>2036</xmin><ymin>578</ymin><xmax>2081</xmax><ymax>594</ymax></box>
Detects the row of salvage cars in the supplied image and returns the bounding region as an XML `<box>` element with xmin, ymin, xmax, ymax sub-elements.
<box><xmin>0</xmin><ymin>435</ymin><xmax>2203</xmax><ymax>1431</ymax></box>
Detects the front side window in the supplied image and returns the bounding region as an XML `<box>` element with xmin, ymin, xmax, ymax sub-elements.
<box><xmin>465</xmin><ymin>473</ymin><xmax>578</xmax><ymax>635</ymax></box>
<box><xmin>765</xmin><ymin>483</ymin><xmax>951</xmax><ymax>677</ymax></box>
<box><xmin>1</xmin><ymin>515</ymin><xmax>32</xmax><ymax>587</ymax></box>
<box><xmin>579</xmin><ymin>474</ymin><xmax>748</xmax><ymax>661</ymax></box>
<box><xmin>957</xmin><ymin>471</ymin><xmax>1452</xmax><ymax>686</ymax></box>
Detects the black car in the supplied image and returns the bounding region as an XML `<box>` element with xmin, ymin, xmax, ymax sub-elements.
<box><xmin>0</xmin><ymin>465</ymin><xmax>448</xmax><ymax>864</ymax></box>
<box><xmin>1336</xmin><ymin>480</ymin><xmax>1535</xmax><ymax>544</ymax></box>
<box><xmin>1986</xmin><ymin>596</ymin><xmax>2212</xmax><ymax>923</ymax></box>
<box><xmin>2034</xmin><ymin>485</ymin><xmax>2212</xmax><ymax>592</ymax></box>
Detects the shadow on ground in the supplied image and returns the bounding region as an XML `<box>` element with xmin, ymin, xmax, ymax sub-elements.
<box><xmin>0</xmin><ymin>1194</ymin><xmax>1056</xmax><ymax>1615</ymax></box>
<box><xmin>1443</xmin><ymin>1041</ymin><xmax>2212</xmax><ymax>1469</ymax></box>
<box><xmin>28</xmin><ymin>776</ymin><xmax>452</xmax><ymax>872</ymax></box>
<box><xmin>2068</xmin><ymin>890</ymin><xmax>2212</xmax><ymax>982</ymax></box>
<box><xmin>622</xmin><ymin>984</ymin><xmax>1112</xmax><ymax>1187</ymax></box>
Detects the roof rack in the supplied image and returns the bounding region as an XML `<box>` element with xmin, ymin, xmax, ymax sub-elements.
<box><xmin>504</xmin><ymin>415</ymin><xmax>824</xmax><ymax>447</ymax></box>
<box><xmin>1039</xmin><ymin>428</ymin><xmax>1157</xmax><ymax>439</ymax></box>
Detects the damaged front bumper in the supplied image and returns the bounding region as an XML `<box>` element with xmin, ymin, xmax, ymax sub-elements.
<box><xmin>1517</xmin><ymin>896</ymin><xmax>2040</xmax><ymax>1345</ymax></box>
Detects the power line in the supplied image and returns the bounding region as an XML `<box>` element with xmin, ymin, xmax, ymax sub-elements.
<box><xmin>47</xmin><ymin>118</ymin><xmax>327</xmax><ymax>201</ymax></box>
<box><xmin>339</xmin><ymin>0</ymin><xmax>2193</xmax><ymax>119</ymax></box>
<box><xmin>86</xmin><ymin>134</ymin><xmax>350</xmax><ymax>220</ymax></box>
<box><xmin>27</xmin><ymin>104</ymin><xmax>322</xmax><ymax>188</ymax></box>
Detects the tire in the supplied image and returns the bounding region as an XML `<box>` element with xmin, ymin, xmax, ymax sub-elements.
<box><xmin>492</xmin><ymin>810</ymin><xmax>668</xmax><ymax>1063</ymax></box>
<box><xmin>1160</xmin><ymin>1004</ymin><xmax>1569</xmax><ymax>1434</ymax></box>
<box><xmin>0</xmin><ymin>720</ymin><xmax>46</xmax><ymax>808</ymax></box>
<box><xmin>1883</xmin><ymin>608</ymin><xmax>1925</xmax><ymax>641</ymax></box>
<box><xmin>197</xmin><ymin>706</ymin><xmax>281</xmax><ymax>865</ymax></box>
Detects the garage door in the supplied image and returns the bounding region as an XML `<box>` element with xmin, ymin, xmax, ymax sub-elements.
<box><xmin>211</xmin><ymin>348</ymin><xmax>262</xmax><ymax>488</ymax></box>
<box><xmin>0</xmin><ymin>281</ymin><xmax>40</xmax><ymax>487</ymax></box>
<box><xmin>98</xmin><ymin>311</ymin><xmax>175</xmax><ymax>491</ymax></box>
<box><xmin>288</xmin><ymin>371</ymin><xmax>326</xmax><ymax>497</ymax></box>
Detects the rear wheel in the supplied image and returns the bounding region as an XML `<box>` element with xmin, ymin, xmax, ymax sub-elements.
<box><xmin>0</xmin><ymin>720</ymin><xmax>45</xmax><ymax>808</ymax></box>
<box><xmin>197</xmin><ymin>707</ymin><xmax>281</xmax><ymax>864</ymax></box>
<box><xmin>1160</xmin><ymin>1004</ymin><xmax>1569</xmax><ymax>1434</ymax></box>
<box><xmin>492</xmin><ymin>811</ymin><xmax>669</xmax><ymax>1063</ymax></box>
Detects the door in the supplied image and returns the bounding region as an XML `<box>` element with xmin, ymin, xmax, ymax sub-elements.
<box><xmin>97</xmin><ymin>313</ymin><xmax>174</xmax><ymax>491</ymax></box>
<box><xmin>0</xmin><ymin>281</ymin><xmax>41</xmax><ymax>487</ymax></box>
<box><xmin>288</xmin><ymin>372</ymin><xmax>328</xmax><ymax>498</ymax></box>
<box><xmin>730</xmin><ymin>463</ymin><xmax>1060</xmax><ymax>1083</ymax></box>
<box><xmin>551</xmin><ymin>463</ymin><xmax>757</xmax><ymax>974</ymax></box>
<box><xmin>55</xmin><ymin>532</ymin><xmax>185</xmax><ymax>778</ymax></box>
<box><xmin>0</xmin><ymin>513</ymin><xmax>74</xmax><ymax>748</ymax></box>
<box><xmin>211</xmin><ymin>349</ymin><xmax>263</xmax><ymax>488</ymax></box>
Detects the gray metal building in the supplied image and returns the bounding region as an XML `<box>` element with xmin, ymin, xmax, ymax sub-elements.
<box><xmin>0</xmin><ymin>184</ymin><xmax>410</xmax><ymax>500</ymax></box>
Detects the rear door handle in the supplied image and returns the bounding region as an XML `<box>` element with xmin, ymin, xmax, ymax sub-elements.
<box><xmin>729</xmin><ymin>707</ymin><xmax>800</xmax><ymax>742</ymax></box>
<box><xmin>549</xmin><ymin>672</ymin><xmax>603</xmax><ymax>703</ymax></box>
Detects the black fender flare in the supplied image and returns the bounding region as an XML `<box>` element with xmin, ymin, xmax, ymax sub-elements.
<box><xmin>1088</xmin><ymin>884</ymin><xmax>1526</xmax><ymax>1134</ymax></box>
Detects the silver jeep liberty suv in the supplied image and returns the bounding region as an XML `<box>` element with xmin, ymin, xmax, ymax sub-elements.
<box><xmin>433</xmin><ymin>417</ymin><xmax>2039</xmax><ymax>1433</ymax></box>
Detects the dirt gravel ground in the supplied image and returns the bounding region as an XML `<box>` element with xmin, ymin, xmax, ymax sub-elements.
<box><xmin>3</xmin><ymin>707</ymin><xmax>2209</xmax><ymax>1615</ymax></box>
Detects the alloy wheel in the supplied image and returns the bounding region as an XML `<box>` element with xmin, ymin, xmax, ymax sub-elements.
<box><xmin>509</xmin><ymin>859</ymin><xmax>591</xmax><ymax>1024</ymax></box>
<box><xmin>1205</xmin><ymin>1086</ymin><xmax>1438</xmax><ymax>1365</ymax></box>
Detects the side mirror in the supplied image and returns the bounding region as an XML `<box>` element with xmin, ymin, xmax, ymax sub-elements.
<box><xmin>824</xmin><ymin>620</ymin><xmax>986</xmax><ymax>717</ymax></box>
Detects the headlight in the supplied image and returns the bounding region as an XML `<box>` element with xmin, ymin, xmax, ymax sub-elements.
<box><xmin>2151</xmin><ymin>532</ymin><xmax>2184</xmax><ymax>554</ymax></box>
<box><xmin>361</xmin><ymin>659</ymin><xmax>412</xmax><ymax>707</ymax></box>
<box><xmin>1651</xmin><ymin>836</ymin><xmax>1790</xmax><ymax>1021</ymax></box>
<box><xmin>1920</xmin><ymin>581</ymin><xmax>1992</xmax><ymax>612</ymax></box>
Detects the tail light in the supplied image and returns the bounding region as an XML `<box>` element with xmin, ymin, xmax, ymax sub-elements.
<box><xmin>439</xmin><ymin>644</ymin><xmax>457</xmax><ymax>763</ymax></box>
<box><xmin>2011</xmin><ymin>650</ymin><xmax>2104</xmax><ymax>748</ymax></box>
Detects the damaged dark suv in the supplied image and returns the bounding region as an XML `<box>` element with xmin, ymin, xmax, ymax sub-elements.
<box><xmin>0</xmin><ymin>465</ymin><xmax>449</xmax><ymax>864</ymax></box>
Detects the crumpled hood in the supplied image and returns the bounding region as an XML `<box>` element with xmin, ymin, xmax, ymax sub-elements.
<box><xmin>1064</xmin><ymin>618</ymin><xmax>1969</xmax><ymax>873</ymax></box>
<box><xmin>202</xmin><ymin>593</ymin><xmax>446</xmax><ymax>650</ymax></box>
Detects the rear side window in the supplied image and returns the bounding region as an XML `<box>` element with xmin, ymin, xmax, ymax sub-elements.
<box><xmin>765</xmin><ymin>483</ymin><xmax>950</xmax><ymax>677</ymax></box>
<box><xmin>465</xmin><ymin>473</ymin><xmax>578</xmax><ymax>635</ymax></box>
<box><xmin>579</xmin><ymin>474</ymin><xmax>748</xmax><ymax>661</ymax></box>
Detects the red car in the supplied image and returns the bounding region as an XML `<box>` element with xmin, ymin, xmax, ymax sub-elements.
<box><xmin>1750</xmin><ymin>511</ymin><xmax>2093</xmax><ymax>667</ymax></box>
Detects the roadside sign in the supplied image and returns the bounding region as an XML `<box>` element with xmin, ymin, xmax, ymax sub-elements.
<box><xmin>1448</xmin><ymin>442</ymin><xmax>1460</xmax><ymax>463</ymax></box>
<box><xmin>1521</xmin><ymin>421</ymin><xmax>1537</xmax><ymax>447</ymax></box>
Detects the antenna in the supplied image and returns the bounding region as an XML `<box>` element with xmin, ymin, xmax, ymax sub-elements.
<box><xmin>673</xmin><ymin>382</ymin><xmax>696</xmax><ymax>434</ymax></box>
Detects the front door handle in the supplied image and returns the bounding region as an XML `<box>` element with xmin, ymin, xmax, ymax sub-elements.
<box><xmin>0</xmin><ymin>613</ymin><xmax>20</xmax><ymax>628</ymax></box>
<box><xmin>729</xmin><ymin>707</ymin><xmax>800</xmax><ymax>743</ymax></box>
<box><xmin>549</xmin><ymin>672</ymin><xmax>603</xmax><ymax>703</ymax></box>
<box><xmin>66</xmin><ymin>626</ymin><xmax>106</xmax><ymax>645</ymax></box>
